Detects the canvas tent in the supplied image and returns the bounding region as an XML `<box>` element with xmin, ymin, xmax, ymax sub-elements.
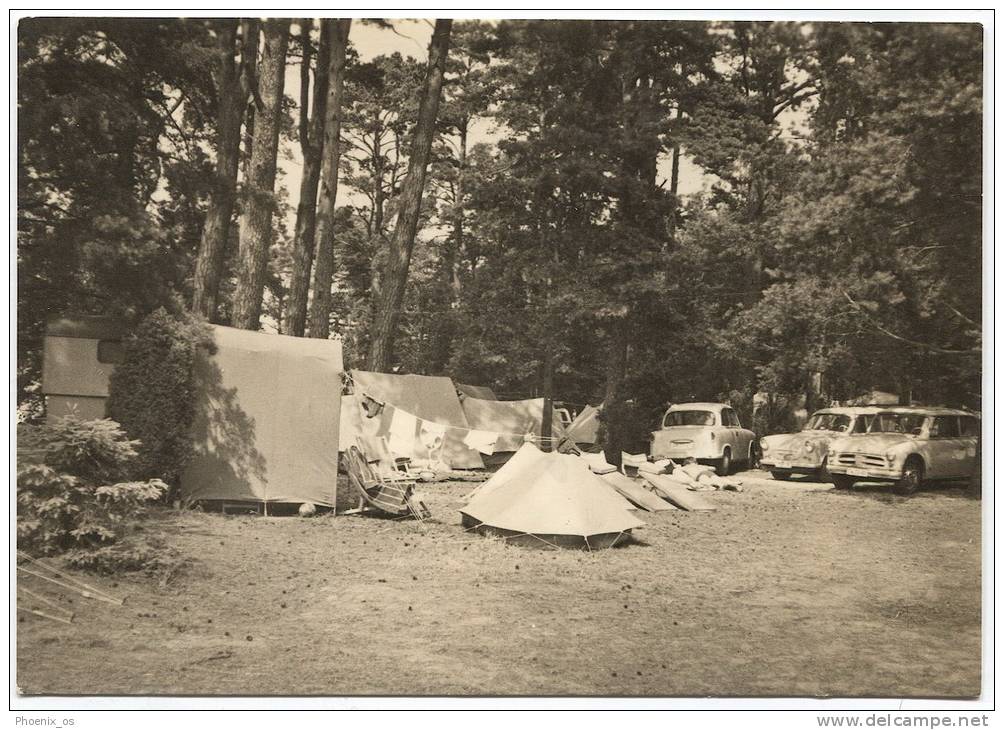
<box><xmin>345</xmin><ymin>370</ymin><xmax>484</xmax><ymax>469</ymax></box>
<box><xmin>180</xmin><ymin>325</ymin><xmax>343</xmax><ymax>508</ymax></box>
<box><xmin>460</xmin><ymin>396</ymin><xmax>565</xmax><ymax>454</ymax></box>
<box><xmin>562</xmin><ymin>404</ymin><xmax>601</xmax><ymax>447</ymax></box>
<box><xmin>456</xmin><ymin>383</ymin><xmax>497</xmax><ymax>400</ymax></box>
<box><xmin>461</xmin><ymin>444</ymin><xmax>643</xmax><ymax>549</ymax></box>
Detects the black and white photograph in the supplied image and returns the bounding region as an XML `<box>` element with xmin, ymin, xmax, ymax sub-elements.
<box><xmin>11</xmin><ymin>8</ymin><xmax>993</xmax><ymax>716</ymax></box>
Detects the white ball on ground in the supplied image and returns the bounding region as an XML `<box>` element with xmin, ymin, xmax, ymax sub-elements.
<box><xmin>298</xmin><ymin>502</ymin><xmax>317</xmax><ymax>517</ymax></box>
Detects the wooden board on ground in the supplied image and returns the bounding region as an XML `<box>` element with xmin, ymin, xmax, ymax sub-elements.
<box><xmin>642</xmin><ymin>474</ymin><xmax>717</xmax><ymax>511</ymax></box>
<box><xmin>599</xmin><ymin>472</ymin><xmax>676</xmax><ymax>512</ymax></box>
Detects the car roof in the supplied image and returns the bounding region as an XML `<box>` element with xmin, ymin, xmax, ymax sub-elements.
<box><xmin>667</xmin><ymin>402</ymin><xmax>727</xmax><ymax>411</ymax></box>
<box><xmin>812</xmin><ymin>406</ymin><xmax>884</xmax><ymax>416</ymax></box>
<box><xmin>870</xmin><ymin>406</ymin><xmax>976</xmax><ymax>418</ymax></box>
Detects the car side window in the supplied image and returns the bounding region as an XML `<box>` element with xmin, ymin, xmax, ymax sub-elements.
<box><xmin>960</xmin><ymin>417</ymin><xmax>980</xmax><ymax>437</ymax></box>
<box><xmin>930</xmin><ymin>416</ymin><xmax>960</xmax><ymax>439</ymax></box>
<box><xmin>722</xmin><ymin>409</ymin><xmax>737</xmax><ymax>427</ymax></box>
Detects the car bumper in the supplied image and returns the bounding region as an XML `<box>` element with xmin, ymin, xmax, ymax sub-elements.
<box><xmin>827</xmin><ymin>464</ymin><xmax>901</xmax><ymax>481</ymax></box>
<box><xmin>760</xmin><ymin>460</ymin><xmax>818</xmax><ymax>475</ymax></box>
<box><xmin>650</xmin><ymin>443</ymin><xmax>721</xmax><ymax>461</ymax></box>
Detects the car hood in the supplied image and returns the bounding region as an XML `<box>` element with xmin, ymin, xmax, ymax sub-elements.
<box><xmin>763</xmin><ymin>431</ymin><xmax>840</xmax><ymax>451</ymax></box>
<box><xmin>832</xmin><ymin>433</ymin><xmax>914</xmax><ymax>453</ymax></box>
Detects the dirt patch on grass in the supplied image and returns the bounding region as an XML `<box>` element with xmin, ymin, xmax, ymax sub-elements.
<box><xmin>16</xmin><ymin>473</ymin><xmax>981</xmax><ymax>697</ymax></box>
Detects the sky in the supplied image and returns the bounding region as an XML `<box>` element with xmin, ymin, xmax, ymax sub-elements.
<box><xmin>276</xmin><ymin>19</ymin><xmax>714</xmax><ymax>236</ymax></box>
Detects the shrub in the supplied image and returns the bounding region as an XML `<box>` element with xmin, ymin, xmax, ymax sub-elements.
<box><xmin>106</xmin><ymin>308</ymin><xmax>213</xmax><ymax>495</ymax></box>
<box><xmin>17</xmin><ymin>417</ymin><xmax>167</xmax><ymax>557</ymax></box>
<box><xmin>599</xmin><ymin>390</ymin><xmax>654</xmax><ymax>467</ymax></box>
<box><xmin>66</xmin><ymin>540</ymin><xmax>188</xmax><ymax>583</ymax></box>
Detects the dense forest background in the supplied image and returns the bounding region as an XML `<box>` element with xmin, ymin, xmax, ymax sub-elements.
<box><xmin>17</xmin><ymin>18</ymin><xmax>984</xmax><ymax>426</ymax></box>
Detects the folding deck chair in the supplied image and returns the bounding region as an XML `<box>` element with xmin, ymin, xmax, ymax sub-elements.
<box><xmin>356</xmin><ymin>435</ymin><xmax>417</xmax><ymax>480</ymax></box>
<box><xmin>344</xmin><ymin>445</ymin><xmax>430</xmax><ymax>520</ymax></box>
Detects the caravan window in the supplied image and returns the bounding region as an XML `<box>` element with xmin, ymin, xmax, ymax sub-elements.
<box><xmin>97</xmin><ymin>340</ymin><xmax>125</xmax><ymax>364</ymax></box>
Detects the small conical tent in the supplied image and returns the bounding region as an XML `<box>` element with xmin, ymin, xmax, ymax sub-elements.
<box><xmin>563</xmin><ymin>404</ymin><xmax>601</xmax><ymax>447</ymax></box>
<box><xmin>460</xmin><ymin>444</ymin><xmax>644</xmax><ymax>549</ymax></box>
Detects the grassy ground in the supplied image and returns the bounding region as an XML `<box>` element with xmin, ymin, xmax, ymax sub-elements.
<box><xmin>16</xmin><ymin>471</ymin><xmax>982</xmax><ymax>697</ymax></box>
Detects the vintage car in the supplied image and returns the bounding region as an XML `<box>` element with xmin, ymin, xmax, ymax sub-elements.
<box><xmin>759</xmin><ymin>406</ymin><xmax>881</xmax><ymax>481</ymax></box>
<box><xmin>827</xmin><ymin>407</ymin><xmax>980</xmax><ymax>495</ymax></box>
<box><xmin>650</xmin><ymin>402</ymin><xmax>756</xmax><ymax>475</ymax></box>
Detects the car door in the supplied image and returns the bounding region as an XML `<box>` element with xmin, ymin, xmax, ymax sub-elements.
<box><xmin>731</xmin><ymin>408</ymin><xmax>754</xmax><ymax>459</ymax></box>
<box><xmin>721</xmin><ymin>408</ymin><xmax>740</xmax><ymax>457</ymax></box>
<box><xmin>959</xmin><ymin>416</ymin><xmax>981</xmax><ymax>479</ymax></box>
<box><xmin>927</xmin><ymin>416</ymin><xmax>966</xmax><ymax>479</ymax></box>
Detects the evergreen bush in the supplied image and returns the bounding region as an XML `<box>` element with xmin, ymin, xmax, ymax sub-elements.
<box><xmin>17</xmin><ymin>417</ymin><xmax>167</xmax><ymax>557</ymax></box>
<box><xmin>106</xmin><ymin>308</ymin><xmax>213</xmax><ymax>496</ymax></box>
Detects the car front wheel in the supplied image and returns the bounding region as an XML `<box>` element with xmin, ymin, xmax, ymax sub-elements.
<box><xmin>816</xmin><ymin>458</ymin><xmax>830</xmax><ymax>483</ymax></box>
<box><xmin>894</xmin><ymin>458</ymin><xmax>924</xmax><ymax>496</ymax></box>
<box><xmin>771</xmin><ymin>470</ymin><xmax>791</xmax><ymax>481</ymax></box>
<box><xmin>831</xmin><ymin>474</ymin><xmax>855</xmax><ymax>490</ymax></box>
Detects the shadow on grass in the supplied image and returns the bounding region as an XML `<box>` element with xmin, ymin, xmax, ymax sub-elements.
<box><xmin>810</xmin><ymin>480</ymin><xmax>980</xmax><ymax>505</ymax></box>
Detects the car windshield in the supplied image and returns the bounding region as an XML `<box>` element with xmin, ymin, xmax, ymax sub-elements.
<box><xmin>664</xmin><ymin>410</ymin><xmax>715</xmax><ymax>427</ymax></box>
<box><xmin>803</xmin><ymin>413</ymin><xmax>852</xmax><ymax>432</ymax></box>
<box><xmin>864</xmin><ymin>413</ymin><xmax>926</xmax><ymax>434</ymax></box>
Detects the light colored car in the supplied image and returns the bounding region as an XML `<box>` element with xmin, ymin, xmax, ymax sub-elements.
<box><xmin>827</xmin><ymin>407</ymin><xmax>980</xmax><ymax>495</ymax></box>
<box><xmin>650</xmin><ymin>402</ymin><xmax>756</xmax><ymax>475</ymax></box>
<box><xmin>760</xmin><ymin>406</ymin><xmax>881</xmax><ymax>481</ymax></box>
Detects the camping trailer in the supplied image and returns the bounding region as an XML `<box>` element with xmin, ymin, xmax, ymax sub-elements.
<box><xmin>41</xmin><ymin>316</ymin><xmax>127</xmax><ymax>422</ymax></box>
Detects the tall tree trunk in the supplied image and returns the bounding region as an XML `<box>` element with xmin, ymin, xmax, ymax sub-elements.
<box><xmin>367</xmin><ymin>19</ymin><xmax>452</xmax><ymax>371</ymax></box>
<box><xmin>448</xmin><ymin>122</ymin><xmax>467</xmax><ymax>299</ymax></box>
<box><xmin>603</xmin><ymin>327</ymin><xmax>629</xmax><ymax>406</ymax></box>
<box><xmin>284</xmin><ymin>19</ymin><xmax>331</xmax><ymax>336</ymax></box>
<box><xmin>307</xmin><ymin>18</ymin><xmax>352</xmax><ymax>339</ymax></box>
<box><xmin>232</xmin><ymin>19</ymin><xmax>290</xmax><ymax>330</ymax></box>
<box><xmin>604</xmin><ymin>75</ymin><xmax>663</xmax><ymax>402</ymax></box>
<box><xmin>668</xmin><ymin>108</ymin><xmax>682</xmax><ymax>243</ymax></box>
<box><xmin>368</xmin><ymin>134</ymin><xmax>386</xmax><ymax>302</ymax></box>
<box><xmin>191</xmin><ymin>19</ymin><xmax>259</xmax><ymax>320</ymax></box>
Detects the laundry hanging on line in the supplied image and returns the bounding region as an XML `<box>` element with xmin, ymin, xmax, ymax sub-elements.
<box><xmin>464</xmin><ymin>428</ymin><xmax>499</xmax><ymax>455</ymax></box>
<box><xmin>388</xmin><ymin>408</ymin><xmax>419</xmax><ymax>457</ymax></box>
<box><xmin>419</xmin><ymin>420</ymin><xmax>448</xmax><ymax>451</ymax></box>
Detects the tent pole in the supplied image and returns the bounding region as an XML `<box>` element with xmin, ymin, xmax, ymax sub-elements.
<box><xmin>542</xmin><ymin>397</ymin><xmax>553</xmax><ymax>452</ymax></box>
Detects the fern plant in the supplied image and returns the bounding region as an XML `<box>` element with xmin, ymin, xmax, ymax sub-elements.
<box><xmin>17</xmin><ymin>417</ymin><xmax>167</xmax><ymax>556</ymax></box>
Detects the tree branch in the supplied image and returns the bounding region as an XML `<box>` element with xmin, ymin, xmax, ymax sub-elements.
<box><xmin>842</xmin><ymin>291</ymin><xmax>980</xmax><ymax>356</ymax></box>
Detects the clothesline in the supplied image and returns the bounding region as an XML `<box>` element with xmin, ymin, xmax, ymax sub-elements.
<box><xmin>343</xmin><ymin>372</ymin><xmax>564</xmax><ymax>443</ymax></box>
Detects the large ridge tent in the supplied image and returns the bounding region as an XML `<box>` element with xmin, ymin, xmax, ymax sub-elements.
<box><xmin>459</xmin><ymin>396</ymin><xmax>565</xmax><ymax>454</ymax></box>
<box><xmin>180</xmin><ymin>325</ymin><xmax>343</xmax><ymax>507</ymax></box>
<box><xmin>345</xmin><ymin>370</ymin><xmax>484</xmax><ymax>469</ymax></box>
<box><xmin>461</xmin><ymin>444</ymin><xmax>643</xmax><ymax>549</ymax></box>
<box><xmin>456</xmin><ymin>383</ymin><xmax>497</xmax><ymax>400</ymax></box>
